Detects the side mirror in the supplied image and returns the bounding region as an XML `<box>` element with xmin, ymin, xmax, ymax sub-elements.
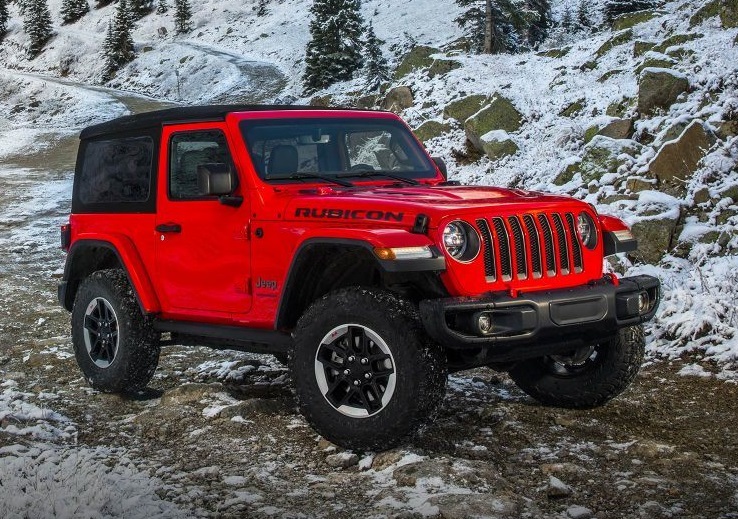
<box><xmin>432</xmin><ymin>157</ymin><xmax>448</xmax><ymax>180</ymax></box>
<box><xmin>197</xmin><ymin>163</ymin><xmax>236</xmax><ymax>196</ymax></box>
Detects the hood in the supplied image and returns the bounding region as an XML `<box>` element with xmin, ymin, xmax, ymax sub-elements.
<box><xmin>279</xmin><ymin>184</ymin><xmax>586</xmax><ymax>226</ymax></box>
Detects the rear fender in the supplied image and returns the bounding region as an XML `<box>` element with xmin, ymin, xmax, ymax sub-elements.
<box><xmin>62</xmin><ymin>235</ymin><xmax>160</xmax><ymax>314</ymax></box>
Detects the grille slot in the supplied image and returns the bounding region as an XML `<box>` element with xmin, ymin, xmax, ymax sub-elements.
<box><xmin>565</xmin><ymin>213</ymin><xmax>584</xmax><ymax>273</ymax></box>
<box><xmin>551</xmin><ymin>213</ymin><xmax>570</xmax><ymax>275</ymax></box>
<box><xmin>492</xmin><ymin>217</ymin><xmax>512</xmax><ymax>281</ymax></box>
<box><xmin>507</xmin><ymin>216</ymin><xmax>527</xmax><ymax>280</ymax></box>
<box><xmin>537</xmin><ymin>214</ymin><xmax>556</xmax><ymax>276</ymax></box>
<box><xmin>523</xmin><ymin>215</ymin><xmax>542</xmax><ymax>278</ymax></box>
<box><xmin>476</xmin><ymin>218</ymin><xmax>496</xmax><ymax>281</ymax></box>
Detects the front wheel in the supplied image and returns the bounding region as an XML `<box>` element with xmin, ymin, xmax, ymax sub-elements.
<box><xmin>291</xmin><ymin>288</ymin><xmax>447</xmax><ymax>451</ymax></box>
<box><xmin>508</xmin><ymin>325</ymin><xmax>645</xmax><ymax>408</ymax></box>
<box><xmin>71</xmin><ymin>269</ymin><xmax>160</xmax><ymax>393</ymax></box>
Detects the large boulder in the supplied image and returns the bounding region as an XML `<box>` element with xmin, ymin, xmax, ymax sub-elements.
<box><xmin>631</xmin><ymin>216</ymin><xmax>679</xmax><ymax>264</ymax></box>
<box><xmin>394</xmin><ymin>46</ymin><xmax>438</xmax><ymax>79</ymax></box>
<box><xmin>380</xmin><ymin>86</ymin><xmax>413</xmax><ymax>113</ymax></box>
<box><xmin>443</xmin><ymin>94</ymin><xmax>489</xmax><ymax>123</ymax></box>
<box><xmin>637</xmin><ymin>68</ymin><xmax>690</xmax><ymax>115</ymax></box>
<box><xmin>464</xmin><ymin>95</ymin><xmax>523</xmax><ymax>147</ymax></box>
<box><xmin>611</xmin><ymin>10</ymin><xmax>663</xmax><ymax>31</ymax></box>
<box><xmin>428</xmin><ymin>58</ymin><xmax>462</xmax><ymax>78</ymax></box>
<box><xmin>647</xmin><ymin>120</ymin><xmax>713</xmax><ymax>197</ymax></box>
<box><xmin>595</xmin><ymin>29</ymin><xmax>633</xmax><ymax>58</ymax></box>
<box><xmin>634</xmin><ymin>40</ymin><xmax>656</xmax><ymax>57</ymax></box>
<box><xmin>598</xmin><ymin>118</ymin><xmax>635</xmax><ymax>140</ymax></box>
<box><xmin>476</xmin><ymin>130</ymin><xmax>519</xmax><ymax>161</ymax></box>
<box><xmin>554</xmin><ymin>136</ymin><xmax>643</xmax><ymax>185</ymax></box>
<box><xmin>634</xmin><ymin>53</ymin><xmax>676</xmax><ymax>75</ymax></box>
<box><xmin>413</xmin><ymin>120</ymin><xmax>451</xmax><ymax>143</ymax></box>
<box><xmin>721</xmin><ymin>0</ymin><xmax>738</xmax><ymax>28</ymax></box>
<box><xmin>653</xmin><ymin>33</ymin><xmax>703</xmax><ymax>54</ymax></box>
<box><xmin>559</xmin><ymin>99</ymin><xmax>585</xmax><ymax>117</ymax></box>
<box><xmin>690</xmin><ymin>0</ymin><xmax>721</xmax><ymax>27</ymax></box>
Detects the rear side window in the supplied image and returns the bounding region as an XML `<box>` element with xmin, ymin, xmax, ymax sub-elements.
<box><xmin>78</xmin><ymin>137</ymin><xmax>154</xmax><ymax>205</ymax></box>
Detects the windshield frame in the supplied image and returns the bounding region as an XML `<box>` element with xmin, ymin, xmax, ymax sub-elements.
<box><xmin>238</xmin><ymin>115</ymin><xmax>438</xmax><ymax>185</ymax></box>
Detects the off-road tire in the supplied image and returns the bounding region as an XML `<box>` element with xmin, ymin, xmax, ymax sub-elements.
<box><xmin>508</xmin><ymin>325</ymin><xmax>645</xmax><ymax>409</ymax></box>
<box><xmin>71</xmin><ymin>269</ymin><xmax>160</xmax><ymax>393</ymax></box>
<box><xmin>291</xmin><ymin>288</ymin><xmax>447</xmax><ymax>451</ymax></box>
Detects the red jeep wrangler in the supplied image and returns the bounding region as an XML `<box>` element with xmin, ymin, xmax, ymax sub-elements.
<box><xmin>59</xmin><ymin>105</ymin><xmax>660</xmax><ymax>450</ymax></box>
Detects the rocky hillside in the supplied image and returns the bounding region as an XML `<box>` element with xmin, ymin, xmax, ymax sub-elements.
<box><xmin>353</xmin><ymin>0</ymin><xmax>738</xmax><ymax>370</ymax></box>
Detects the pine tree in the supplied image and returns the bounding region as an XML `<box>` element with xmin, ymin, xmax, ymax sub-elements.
<box><xmin>0</xmin><ymin>0</ymin><xmax>9</xmax><ymax>40</ymax></box>
<box><xmin>61</xmin><ymin>0</ymin><xmax>89</xmax><ymax>25</ymax></box>
<box><xmin>604</xmin><ymin>0</ymin><xmax>662</xmax><ymax>25</ymax></box>
<box><xmin>560</xmin><ymin>6</ymin><xmax>574</xmax><ymax>33</ymax></box>
<box><xmin>526</xmin><ymin>0</ymin><xmax>551</xmax><ymax>49</ymax></box>
<box><xmin>256</xmin><ymin>0</ymin><xmax>268</xmax><ymax>16</ymax></box>
<box><xmin>129</xmin><ymin>0</ymin><xmax>152</xmax><ymax>20</ymax></box>
<box><xmin>173</xmin><ymin>0</ymin><xmax>192</xmax><ymax>34</ymax></box>
<box><xmin>455</xmin><ymin>0</ymin><xmax>536</xmax><ymax>54</ymax></box>
<box><xmin>102</xmin><ymin>0</ymin><xmax>135</xmax><ymax>81</ymax></box>
<box><xmin>303</xmin><ymin>0</ymin><xmax>365</xmax><ymax>93</ymax></box>
<box><xmin>576</xmin><ymin>0</ymin><xmax>593</xmax><ymax>31</ymax></box>
<box><xmin>364</xmin><ymin>22</ymin><xmax>389</xmax><ymax>91</ymax></box>
<box><xmin>24</xmin><ymin>0</ymin><xmax>53</xmax><ymax>58</ymax></box>
<box><xmin>156</xmin><ymin>0</ymin><xmax>167</xmax><ymax>14</ymax></box>
<box><xmin>15</xmin><ymin>0</ymin><xmax>28</xmax><ymax>16</ymax></box>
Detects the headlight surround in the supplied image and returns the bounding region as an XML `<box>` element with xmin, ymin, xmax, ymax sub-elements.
<box><xmin>442</xmin><ymin>220</ymin><xmax>480</xmax><ymax>262</ymax></box>
<box><xmin>577</xmin><ymin>212</ymin><xmax>598</xmax><ymax>249</ymax></box>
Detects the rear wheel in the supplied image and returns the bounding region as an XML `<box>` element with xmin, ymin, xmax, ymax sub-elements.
<box><xmin>291</xmin><ymin>288</ymin><xmax>447</xmax><ymax>450</ymax></box>
<box><xmin>508</xmin><ymin>325</ymin><xmax>645</xmax><ymax>408</ymax></box>
<box><xmin>71</xmin><ymin>269</ymin><xmax>160</xmax><ymax>393</ymax></box>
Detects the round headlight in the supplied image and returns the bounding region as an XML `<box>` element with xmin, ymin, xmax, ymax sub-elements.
<box><xmin>577</xmin><ymin>212</ymin><xmax>597</xmax><ymax>249</ymax></box>
<box><xmin>443</xmin><ymin>222</ymin><xmax>467</xmax><ymax>257</ymax></box>
<box><xmin>442</xmin><ymin>220</ymin><xmax>480</xmax><ymax>262</ymax></box>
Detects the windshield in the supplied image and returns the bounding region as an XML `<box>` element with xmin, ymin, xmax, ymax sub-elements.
<box><xmin>239</xmin><ymin>118</ymin><xmax>437</xmax><ymax>183</ymax></box>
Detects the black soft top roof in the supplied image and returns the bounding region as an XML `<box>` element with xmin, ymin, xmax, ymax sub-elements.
<box><xmin>79</xmin><ymin>104</ymin><xmax>376</xmax><ymax>140</ymax></box>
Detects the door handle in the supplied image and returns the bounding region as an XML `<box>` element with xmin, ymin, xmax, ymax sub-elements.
<box><xmin>156</xmin><ymin>223</ymin><xmax>182</xmax><ymax>233</ymax></box>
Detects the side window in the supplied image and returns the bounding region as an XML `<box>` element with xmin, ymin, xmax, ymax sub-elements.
<box><xmin>79</xmin><ymin>137</ymin><xmax>153</xmax><ymax>204</ymax></box>
<box><xmin>169</xmin><ymin>130</ymin><xmax>235</xmax><ymax>200</ymax></box>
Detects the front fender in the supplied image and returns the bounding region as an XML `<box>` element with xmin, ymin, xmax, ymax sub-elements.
<box><xmin>294</xmin><ymin>228</ymin><xmax>446</xmax><ymax>272</ymax></box>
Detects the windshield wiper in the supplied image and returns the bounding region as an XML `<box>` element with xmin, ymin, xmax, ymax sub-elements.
<box><xmin>337</xmin><ymin>170</ymin><xmax>419</xmax><ymax>186</ymax></box>
<box><xmin>286</xmin><ymin>173</ymin><xmax>354</xmax><ymax>188</ymax></box>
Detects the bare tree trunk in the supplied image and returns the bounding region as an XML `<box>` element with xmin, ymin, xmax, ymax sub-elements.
<box><xmin>483</xmin><ymin>0</ymin><xmax>492</xmax><ymax>53</ymax></box>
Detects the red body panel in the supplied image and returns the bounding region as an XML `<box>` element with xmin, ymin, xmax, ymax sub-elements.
<box><xmin>67</xmin><ymin>109</ymin><xmax>631</xmax><ymax>329</ymax></box>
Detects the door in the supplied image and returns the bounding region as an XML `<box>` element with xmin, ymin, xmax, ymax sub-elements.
<box><xmin>155</xmin><ymin>123</ymin><xmax>251</xmax><ymax>318</ymax></box>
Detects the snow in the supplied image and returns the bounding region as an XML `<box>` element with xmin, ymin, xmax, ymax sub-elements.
<box><xmin>0</xmin><ymin>444</ymin><xmax>186</xmax><ymax>518</ymax></box>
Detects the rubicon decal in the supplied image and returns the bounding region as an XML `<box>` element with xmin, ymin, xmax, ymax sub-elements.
<box><xmin>295</xmin><ymin>208</ymin><xmax>404</xmax><ymax>222</ymax></box>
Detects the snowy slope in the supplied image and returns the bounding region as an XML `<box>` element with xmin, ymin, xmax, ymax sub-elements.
<box><xmin>0</xmin><ymin>0</ymin><xmax>464</xmax><ymax>99</ymax></box>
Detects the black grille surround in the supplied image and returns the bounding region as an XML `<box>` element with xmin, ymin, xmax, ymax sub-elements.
<box><xmin>475</xmin><ymin>212</ymin><xmax>586</xmax><ymax>284</ymax></box>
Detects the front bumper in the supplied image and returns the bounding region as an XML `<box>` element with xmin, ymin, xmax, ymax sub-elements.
<box><xmin>419</xmin><ymin>275</ymin><xmax>660</xmax><ymax>363</ymax></box>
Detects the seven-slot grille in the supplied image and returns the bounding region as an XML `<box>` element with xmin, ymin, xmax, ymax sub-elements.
<box><xmin>476</xmin><ymin>212</ymin><xmax>584</xmax><ymax>283</ymax></box>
